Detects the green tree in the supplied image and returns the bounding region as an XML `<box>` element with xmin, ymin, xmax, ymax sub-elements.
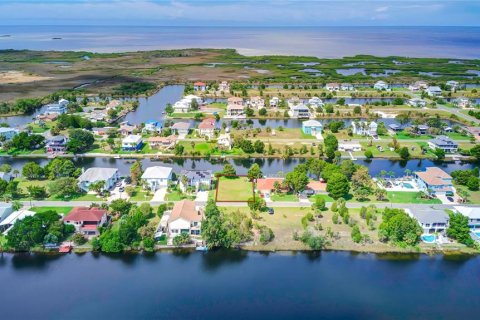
<box><xmin>434</xmin><ymin>148</ymin><xmax>445</xmax><ymax>160</ymax></box>
<box><xmin>247</xmin><ymin>163</ymin><xmax>263</xmax><ymax>180</ymax></box>
<box><xmin>378</xmin><ymin>208</ymin><xmax>422</xmax><ymax>246</ymax></box>
<box><xmin>67</xmin><ymin>129</ymin><xmax>95</xmax><ymax>153</ymax></box>
<box><xmin>364</xmin><ymin>149</ymin><xmax>373</xmax><ymax>159</ymax></box>
<box><xmin>201</xmin><ymin>200</ymin><xmax>231</xmax><ymax>249</ymax></box>
<box><xmin>447</xmin><ymin>212</ymin><xmax>474</xmax><ymax>247</ymax></box>
<box><xmin>22</xmin><ymin>162</ymin><xmax>44</xmax><ymax>180</ymax></box>
<box><xmin>109</xmin><ymin>199</ymin><xmax>133</xmax><ymax>216</ymax></box>
<box><xmin>173</xmin><ymin>233</ymin><xmax>191</xmax><ymax>246</ymax></box>
<box><xmin>130</xmin><ymin>161</ymin><xmax>143</xmax><ymax>185</ymax></box>
<box><xmin>398</xmin><ymin>146</ymin><xmax>410</xmax><ymax>160</ymax></box>
<box><xmin>222</xmin><ymin>163</ymin><xmax>236</xmax><ymax>176</ymax></box>
<box><xmin>285</xmin><ymin>166</ymin><xmax>309</xmax><ymax>193</ymax></box>
<box><xmin>253</xmin><ymin>140</ymin><xmax>265</xmax><ymax>154</ymax></box>
<box><xmin>174</xmin><ymin>144</ymin><xmax>184</xmax><ymax>156</ymax></box>
<box><xmin>48</xmin><ymin>177</ymin><xmax>79</xmax><ymax>198</ymax></box>
<box><xmin>326</xmin><ymin>172</ymin><xmax>350</xmax><ymax>199</ymax></box>
<box><xmin>351</xmin><ymin>225</ymin><xmax>362</xmax><ymax>243</ymax></box>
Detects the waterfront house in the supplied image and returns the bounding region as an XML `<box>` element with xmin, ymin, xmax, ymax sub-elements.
<box><xmin>408</xmin><ymin>81</ymin><xmax>428</xmax><ymax>92</ymax></box>
<box><xmin>454</xmin><ymin>206</ymin><xmax>480</xmax><ymax>229</ymax></box>
<box><xmin>227</xmin><ymin>96</ymin><xmax>244</xmax><ymax>106</ymax></box>
<box><xmin>166</xmin><ymin>200</ymin><xmax>203</xmax><ymax>239</ymax></box>
<box><xmin>338</xmin><ymin>143</ymin><xmax>362</xmax><ymax>152</ymax></box>
<box><xmin>45</xmin><ymin>99</ymin><xmax>69</xmax><ymax>115</ymax></box>
<box><xmin>106</xmin><ymin>99</ymin><xmax>121</xmax><ymax>109</ymax></box>
<box><xmin>219</xmin><ymin>81</ymin><xmax>229</xmax><ymax>92</ymax></box>
<box><xmin>414</xmin><ymin>167</ymin><xmax>453</xmax><ymax>196</ymax></box>
<box><xmin>171</xmin><ymin>122</ymin><xmax>191</xmax><ymax>136</ymax></box>
<box><xmin>256</xmin><ymin>178</ymin><xmax>285</xmax><ymax>199</ymax></box>
<box><xmin>428</xmin><ymin>136</ymin><xmax>458</xmax><ymax>153</ymax></box>
<box><xmin>302</xmin><ymin>180</ymin><xmax>327</xmax><ymax>196</ymax></box>
<box><xmin>197</xmin><ymin>118</ymin><xmax>216</xmax><ymax>139</ymax></box>
<box><xmin>269</xmin><ymin>97</ymin><xmax>280</xmax><ymax>107</ymax></box>
<box><xmin>193</xmin><ymin>81</ymin><xmax>207</xmax><ymax>91</ymax></box>
<box><xmin>88</xmin><ymin>110</ymin><xmax>107</xmax><ymax>122</ymax></box>
<box><xmin>307</xmin><ymin>97</ymin><xmax>324</xmax><ymax>107</ymax></box>
<box><xmin>148</xmin><ymin>135</ymin><xmax>177</xmax><ymax>149</ymax></box>
<box><xmin>416</xmin><ymin>125</ymin><xmax>429</xmax><ymax>135</ymax></box>
<box><xmin>226</xmin><ymin>104</ymin><xmax>245</xmax><ymax>117</ymax></box>
<box><xmin>0</xmin><ymin>202</ymin><xmax>13</xmax><ymax>224</ymax></box>
<box><xmin>64</xmin><ymin>207</ymin><xmax>108</xmax><ymax>237</ymax></box>
<box><xmin>46</xmin><ymin>135</ymin><xmax>67</xmax><ymax>153</ymax></box>
<box><xmin>405</xmin><ymin>208</ymin><xmax>449</xmax><ymax>234</ymax></box>
<box><xmin>0</xmin><ymin>209</ymin><xmax>35</xmax><ymax>235</ymax></box>
<box><xmin>247</xmin><ymin>96</ymin><xmax>265</xmax><ymax>109</ymax></box>
<box><xmin>325</xmin><ymin>83</ymin><xmax>340</xmax><ymax>91</ymax></box>
<box><xmin>179</xmin><ymin>170</ymin><xmax>212</xmax><ymax>192</ymax></box>
<box><xmin>302</xmin><ymin>120</ymin><xmax>323</xmax><ymax>136</ymax></box>
<box><xmin>119</xmin><ymin>121</ymin><xmax>137</xmax><ymax>136</ymax></box>
<box><xmin>374</xmin><ymin>81</ymin><xmax>389</xmax><ymax>90</ymax></box>
<box><xmin>92</xmin><ymin>127</ymin><xmax>115</xmax><ymax>136</ymax></box>
<box><xmin>288</xmin><ymin>104</ymin><xmax>310</xmax><ymax>118</ymax></box>
<box><xmin>217</xmin><ymin>133</ymin><xmax>232</xmax><ymax>150</ymax></box>
<box><xmin>141</xmin><ymin>166</ymin><xmax>173</xmax><ymax>191</ymax></box>
<box><xmin>122</xmin><ymin>135</ymin><xmax>143</xmax><ymax>151</ymax></box>
<box><xmin>78</xmin><ymin>167</ymin><xmax>119</xmax><ymax>192</ymax></box>
<box><xmin>454</xmin><ymin>97</ymin><xmax>472</xmax><ymax>109</ymax></box>
<box><xmin>426</xmin><ymin>86</ymin><xmax>442</xmax><ymax>97</ymax></box>
<box><xmin>143</xmin><ymin>119</ymin><xmax>163</xmax><ymax>133</ymax></box>
<box><xmin>352</xmin><ymin>121</ymin><xmax>378</xmax><ymax>137</ymax></box>
<box><xmin>446</xmin><ymin>80</ymin><xmax>460</xmax><ymax>90</ymax></box>
<box><xmin>408</xmin><ymin>98</ymin><xmax>427</xmax><ymax>108</ymax></box>
<box><xmin>173</xmin><ymin>100</ymin><xmax>190</xmax><ymax>113</ymax></box>
<box><xmin>0</xmin><ymin>127</ymin><xmax>19</xmax><ymax>140</ymax></box>
<box><xmin>341</xmin><ymin>83</ymin><xmax>354</xmax><ymax>91</ymax></box>
<box><xmin>388</xmin><ymin>124</ymin><xmax>402</xmax><ymax>134</ymax></box>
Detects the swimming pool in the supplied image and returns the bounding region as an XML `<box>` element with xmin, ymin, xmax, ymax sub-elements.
<box><xmin>474</xmin><ymin>232</ymin><xmax>480</xmax><ymax>238</ymax></box>
<box><xmin>421</xmin><ymin>234</ymin><xmax>436</xmax><ymax>243</ymax></box>
<box><xmin>402</xmin><ymin>182</ymin><xmax>414</xmax><ymax>189</ymax></box>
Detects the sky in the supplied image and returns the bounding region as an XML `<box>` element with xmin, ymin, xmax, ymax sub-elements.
<box><xmin>0</xmin><ymin>0</ymin><xmax>479</xmax><ymax>26</ymax></box>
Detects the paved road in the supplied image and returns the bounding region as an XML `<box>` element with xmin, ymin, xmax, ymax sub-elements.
<box><xmin>437</xmin><ymin>104</ymin><xmax>480</xmax><ymax>125</ymax></box>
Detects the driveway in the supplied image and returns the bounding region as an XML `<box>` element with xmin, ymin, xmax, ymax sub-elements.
<box><xmin>152</xmin><ymin>187</ymin><xmax>167</xmax><ymax>202</ymax></box>
<box><xmin>195</xmin><ymin>191</ymin><xmax>209</xmax><ymax>203</ymax></box>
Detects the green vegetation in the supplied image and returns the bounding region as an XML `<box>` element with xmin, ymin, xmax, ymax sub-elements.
<box><xmin>216</xmin><ymin>176</ymin><xmax>253</xmax><ymax>202</ymax></box>
<box><xmin>387</xmin><ymin>191</ymin><xmax>442</xmax><ymax>204</ymax></box>
<box><xmin>378</xmin><ymin>208</ymin><xmax>422</xmax><ymax>246</ymax></box>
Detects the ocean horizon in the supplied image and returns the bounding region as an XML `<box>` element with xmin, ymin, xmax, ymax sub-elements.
<box><xmin>1</xmin><ymin>25</ymin><xmax>479</xmax><ymax>59</ymax></box>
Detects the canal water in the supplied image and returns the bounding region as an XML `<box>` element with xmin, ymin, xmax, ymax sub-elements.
<box><xmin>0</xmin><ymin>251</ymin><xmax>479</xmax><ymax>319</ymax></box>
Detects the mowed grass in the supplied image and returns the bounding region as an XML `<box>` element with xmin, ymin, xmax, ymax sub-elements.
<box><xmin>270</xmin><ymin>192</ymin><xmax>299</xmax><ymax>202</ymax></box>
<box><xmin>216</xmin><ymin>176</ymin><xmax>254</xmax><ymax>202</ymax></box>
<box><xmin>31</xmin><ymin>206</ymin><xmax>73</xmax><ymax>216</ymax></box>
<box><xmin>387</xmin><ymin>191</ymin><xmax>442</xmax><ymax>204</ymax></box>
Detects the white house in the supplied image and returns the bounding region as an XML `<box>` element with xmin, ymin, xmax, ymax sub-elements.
<box><xmin>179</xmin><ymin>170</ymin><xmax>212</xmax><ymax>192</ymax></box>
<box><xmin>408</xmin><ymin>98</ymin><xmax>427</xmax><ymax>108</ymax></box>
<box><xmin>217</xmin><ymin>133</ymin><xmax>232</xmax><ymax>150</ymax></box>
<box><xmin>426</xmin><ymin>86</ymin><xmax>442</xmax><ymax>97</ymax></box>
<box><xmin>405</xmin><ymin>208</ymin><xmax>450</xmax><ymax>234</ymax></box>
<box><xmin>308</xmin><ymin>97</ymin><xmax>324</xmax><ymax>108</ymax></box>
<box><xmin>226</xmin><ymin>104</ymin><xmax>245</xmax><ymax>117</ymax></box>
<box><xmin>408</xmin><ymin>81</ymin><xmax>428</xmax><ymax>92</ymax></box>
<box><xmin>227</xmin><ymin>96</ymin><xmax>244</xmax><ymax>106</ymax></box>
<box><xmin>173</xmin><ymin>100</ymin><xmax>190</xmax><ymax>113</ymax></box>
<box><xmin>141</xmin><ymin>166</ymin><xmax>173</xmax><ymax>191</ymax></box>
<box><xmin>193</xmin><ymin>81</ymin><xmax>207</xmax><ymax>91</ymax></box>
<box><xmin>143</xmin><ymin>120</ymin><xmax>163</xmax><ymax>133</ymax></box>
<box><xmin>171</xmin><ymin>122</ymin><xmax>191</xmax><ymax>136</ymax></box>
<box><xmin>269</xmin><ymin>97</ymin><xmax>280</xmax><ymax>107</ymax></box>
<box><xmin>341</xmin><ymin>83</ymin><xmax>354</xmax><ymax>91</ymax></box>
<box><xmin>197</xmin><ymin>118</ymin><xmax>216</xmax><ymax>139</ymax></box>
<box><xmin>166</xmin><ymin>200</ymin><xmax>203</xmax><ymax>240</ymax></box>
<box><xmin>374</xmin><ymin>81</ymin><xmax>389</xmax><ymax>90</ymax></box>
<box><xmin>0</xmin><ymin>209</ymin><xmax>35</xmax><ymax>235</ymax></box>
<box><xmin>0</xmin><ymin>127</ymin><xmax>19</xmax><ymax>140</ymax></box>
<box><xmin>446</xmin><ymin>80</ymin><xmax>460</xmax><ymax>90</ymax></box>
<box><xmin>122</xmin><ymin>135</ymin><xmax>143</xmax><ymax>151</ymax></box>
<box><xmin>288</xmin><ymin>104</ymin><xmax>310</xmax><ymax>118</ymax></box>
<box><xmin>78</xmin><ymin>167</ymin><xmax>119</xmax><ymax>192</ymax></box>
<box><xmin>325</xmin><ymin>83</ymin><xmax>340</xmax><ymax>91</ymax></box>
<box><xmin>248</xmin><ymin>96</ymin><xmax>265</xmax><ymax>109</ymax></box>
<box><xmin>454</xmin><ymin>206</ymin><xmax>480</xmax><ymax>229</ymax></box>
<box><xmin>338</xmin><ymin>143</ymin><xmax>362</xmax><ymax>152</ymax></box>
<box><xmin>219</xmin><ymin>81</ymin><xmax>229</xmax><ymax>92</ymax></box>
<box><xmin>414</xmin><ymin>167</ymin><xmax>454</xmax><ymax>196</ymax></box>
<box><xmin>454</xmin><ymin>97</ymin><xmax>472</xmax><ymax>109</ymax></box>
<box><xmin>45</xmin><ymin>99</ymin><xmax>69</xmax><ymax>115</ymax></box>
<box><xmin>352</xmin><ymin>121</ymin><xmax>378</xmax><ymax>137</ymax></box>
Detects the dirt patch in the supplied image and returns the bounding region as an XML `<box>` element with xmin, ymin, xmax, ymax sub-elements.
<box><xmin>0</xmin><ymin>71</ymin><xmax>51</xmax><ymax>84</ymax></box>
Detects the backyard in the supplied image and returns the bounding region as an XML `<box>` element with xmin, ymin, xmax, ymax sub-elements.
<box><xmin>216</xmin><ymin>176</ymin><xmax>254</xmax><ymax>202</ymax></box>
<box><xmin>387</xmin><ymin>191</ymin><xmax>442</xmax><ymax>204</ymax></box>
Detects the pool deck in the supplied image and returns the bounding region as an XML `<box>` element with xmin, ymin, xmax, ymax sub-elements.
<box><xmin>375</xmin><ymin>178</ymin><xmax>421</xmax><ymax>192</ymax></box>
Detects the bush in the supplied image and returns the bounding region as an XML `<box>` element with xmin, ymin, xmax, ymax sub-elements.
<box><xmin>173</xmin><ymin>233</ymin><xmax>191</xmax><ymax>246</ymax></box>
<box><xmin>351</xmin><ymin>225</ymin><xmax>362</xmax><ymax>243</ymax></box>
<box><xmin>72</xmin><ymin>233</ymin><xmax>87</xmax><ymax>245</ymax></box>
<box><xmin>259</xmin><ymin>226</ymin><xmax>274</xmax><ymax>244</ymax></box>
<box><xmin>364</xmin><ymin>149</ymin><xmax>373</xmax><ymax>159</ymax></box>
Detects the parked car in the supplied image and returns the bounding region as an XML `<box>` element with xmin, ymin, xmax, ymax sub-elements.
<box><xmin>119</xmin><ymin>187</ymin><xmax>125</xmax><ymax>192</ymax></box>
<box><xmin>267</xmin><ymin>207</ymin><xmax>274</xmax><ymax>215</ymax></box>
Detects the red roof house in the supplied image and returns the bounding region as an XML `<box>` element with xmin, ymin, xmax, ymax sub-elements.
<box><xmin>64</xmin><ymin>207</ymin><xmax>108</xmax><ymax>237</ymax></box>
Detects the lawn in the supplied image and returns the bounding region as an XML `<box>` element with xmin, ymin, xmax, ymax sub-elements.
<box><xmin>270</xmin><ymin>192</ymin><xmax>299</xmax><ymax>202</ymax></box>
<box><xmin>387</xmin><ymin>191</ymin><xmax>442</xmax><ymax>204</ymax></box>
<box><xmin>164</xmin><ymin>189</ymin><xmax>194</xmax><ymax>201</ymax></box>
<box><xmin>456</xmin><ymin>186</ymin><xmax>480</xmax><ymax>204</ymax></box>
<box><xmin>31</xmin><ymin>206</ymin><xmax>73</xmax><ymax>216</ymax></box>
<box><xmin>216</xmin><ymin>176</ymin><xmax>254</xmax><ymax>202</ymax></box>
<box><xmin>129</xmin><ymin>187</ymin><xmax>152</xmax><ymax>201</ymax></box>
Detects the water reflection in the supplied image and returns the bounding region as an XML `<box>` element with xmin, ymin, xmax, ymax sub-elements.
<box><xmin>201</xmin><ymin>249</ymin><xmax>248</xmax><ymax>272</ymax></box>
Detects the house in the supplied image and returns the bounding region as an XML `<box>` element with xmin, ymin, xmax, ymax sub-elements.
<box><xmin>227</xmin><ymin>96</ymin><xmax>244</xmax><ymax>106</ymax></box>
<box><xmin>288</xmin><ymin>104</ymin><xmax>310</xmax><ymax>118</ymax></box>
<box><xmin>338</xmin><ymin>143</ymin><xmax>362</xmax><ymax>152</ymax></box>
<box><xmin>37</xmin><ymin>113</ymin><xmax>58</xmax><ymax>122</ymax></box>
<box><xmin>454</xmin><ymin>206</ymin><xmax>480</xmax><ymax>229</ymax></box>
<box><xmin>248</xmin><ymin>96</ymin><xmax>265</xmax><ymax>109</ymax></box>
<box><xmin>269</xmin><ymin>97</ymin><xmax>280</xmax><ymax>107</ymax></box>
<box><xmin>426</xmin><ymin>86</ymin><xmax>442</xmax><ymax>97</ymax></box>
<box><xmin>78</xmin><ymin>167</ymin><xmax>119</xmax><ymax>192</ymax></box>
<box><xmin>428</xmin><ymin>136</ymin><xmax>458</xmax><ymax>153</ymax></box>
<box><xmin>197</xmin><ymin>118</ymin><xmax>216</xmax><ymax>139</ymax></box>
<box><xmin>256</xmin><ymin>178</ymin><xmax>284</xmax><ymax>198</ymax></box>
<box><xmin>173</xmin><ymin>100</ymin><xmax>190</xmax><ymax>113</ymax></box>
<box><xmin>416</xmin><ymin>125</ymin><xmax>429</xmax><ymax>135</ymax></box>
<box><xmin>0</xmin><ymin>209</ymin><xmax>36</xmax><ymax>234</ymax></box>
<box><xmin>0</xmin><ymin>202</ymin><xmax>13</xmax><ymax>224</ymax></box>
<box><xmin>408</xmin><ymin>81</ymin><xmax>428</xmax><ymax>92</ymax></box>
<box><xmin>141</xmin><ymin>166</ymin><xmax>173</xmax><ymax>191</ymax></box>
<box><xmin>408</xmin><ymin>98</ymin><xmax>427</xmax><ymax>108</ymax></box>
<box><xmin>217</xmin><ymin>133</ymin><xmax>232</xmax><ymax>150</ymax></box>
<box><xmin>106</xmin><ymin>99</ymin><xmax>121</xmax><ymax>109</ymax></box>
<box><xmin>302</xmin><ymin>120</ymin><xmax>323</xmax><ymax>136</ymax></box>
<box><xmin>388</xmin><ymin>124</ymin><xmax>402</xmax><ymax>133</ymax></box>
<box><xmin>325</xmin><ymin>83</ymin><xmax>340</xmax><ymax>91</ymax></box>
<box><xmin>45</xmin><ymin>99</ymin><xmax>69</xmax><ymax>115</ymax></box>
<box><xmin>122</xmin><ymin>135</ymin><xmax>143</xmax><ymax>151</ymax></box>
<box><xmin>454</xmin><ymin>97</ymin><xmax>472</xmax><ymax>109</ymax></box>
<box><xmin>302</xmin><ymin>180</ymin><xmax>327</xmax><ymax>196</ymax></box>
<box><xmin>88</xmin><ymin>110</ymin><xmax>107</xmax><ymax>121</ymax></box>
<box><xmin>406</xmin><ymin>208</ymin><xmax>450</xmax><ymax>234</ymax></box>
<box><xmin>0</xmin><ymin>171</ymin><xmax>12</xmax><ymax>182</ymax></box>
<box><xmin>119</xmin><ymin>121</ymin><xmax>137</xmax><ymax>136</ymax></box>
<box><xmin>143</xmin><ymin>120</ymin><xmax>163</xmax><ymax>133</ymax></box>
<box><xmin>171</xmin><ymin>122</ymin><xmax>191</xmax><ymax>136</ymax></box>
<box><xmin>46</xmin><ymin>135</ymin><xmax>68</xmax><ymax>153</ymax></box>
<box><xmin>341</xmin><ymin>83</ymin><xmax>354</xmax><ymax>91</ymax></box>
<box><xmin>193</xmin><ymin>81</ymin><xmax>207</xmax><ymax>91</ymax></box>
<box><xmin>374</xmin><ymin>81</ymin><xmax>389</xmax><ymax>90</ymax></box>
<box><xmin>0</xmin><ymin>127</ymin><xmax>19</xmax><ymax>140</ymax></box>
<box><xmin>352</xmin><ymin>121</ymin><xmax>377</xmax><ymax>137</ymax></box>
<box><xmin>179</xmin><ymin>170</ymin><xmax>212</xmax><ymax>192</ymax></box>
<box><xmin>226</xmin><ymin>104</ymin><xmax>245</xmax><ymax>117</ymax></box>
<box><xmin>308</xmin><ymin>97</ymin><xmax>324</xmax><ymax>107</ymax></box>
<box><xmin>166</xmin><ymin>200</ymin><xmax>203</xmax><ymax>239</ymax></box>
<box><xmin>63</xmin><ymin>207</ymin><xmax>108</xmax><ymax>237</ymax></box>
<box><xmin>91</xmin><ymin>127</ymin><xmax>115</xmax><ymax>136</ymax></box>
<box><xmin>148</xmin><ymin>135</ymin><xmax>177</xmax><ymax>149</ymax></box>
<box><xmin>219</xmin><ymin>81</ymin><xmax>229</xmax><ymax>92</ymax></box>
<box><xmin>414</xmin><ymin>167</ymin><xmax>454</xmax><ymax>196</ymax></box>
<box><xmin>446</xmin><ymin>80</ymin><xmax>460</xmax><ymax>90</ymax></box>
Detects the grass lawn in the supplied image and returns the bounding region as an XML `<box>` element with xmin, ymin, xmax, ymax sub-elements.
<box><xmin>456</xmin><ymin>186</ymin><xmax>480</xmax><ymax>204</ymax></box>
<box><xmin>129</xmin><ymin>187</ymin><xmax>152</xmax><ymax>201</ymax></box>
<box><xmin>164</xmin><ymin>189</ymin><xmax>194</xmax><ymax>201</ymax></box>
<box><xmin>395</xmin><ymin>132</ymin><xmax>432</xmax><ymax>140</ymax></box>
<box><xmin>216</xmin><ymin>176</ymin><xmax>254</xmax><ymax>202</ymax></box>
<box><xmin>31</xmin><ymin>206</ymin><xmax>73</xmax><ymax>216</ymax></box>
<box><xmin>387</xmin><ymin>191</ymin><xmax>442</xmax><ymax>204</ymax></box>
<box><xmin>309</xmin><ymin>194</ymin><xmax>335</xmax><ymax>202</ymax></box>
<box><xmin>270</xmin><ymin>192</ymin><xmax>299</xmax><ymax>202</ymax></box>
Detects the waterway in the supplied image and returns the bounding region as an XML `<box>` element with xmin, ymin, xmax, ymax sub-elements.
<box><xmin>0</xmin><ymin>251</ymin><xmax>479</xmax><ymax>319</ymax></box>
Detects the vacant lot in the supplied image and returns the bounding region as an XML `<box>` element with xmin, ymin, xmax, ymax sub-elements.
<box><xmin>216</xmin><ymin>176</ymin><xmax>254</xmax><ymax>202</ymax></box>
<box><xmin>387</xmin><ymin>191</ymin><xmax>442</xmax><ymax>204</ymax></box>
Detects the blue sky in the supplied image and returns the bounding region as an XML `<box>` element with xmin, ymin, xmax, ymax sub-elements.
<box><xmin>0</xmin><ymin>0</ymin><xmax>479</xmax><ymax>26</ymax></box>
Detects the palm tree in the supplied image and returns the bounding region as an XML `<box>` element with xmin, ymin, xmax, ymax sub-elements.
<box><xmin>89</xmin><ymin>181</ymin><xmax>106</xmax><ymax>196</ymax></box>
<box><xmin>404</xmin><ymin>169</ymin><xmax>411</xmax><ymax>178</ymax></box>
<box><xmin>13</xmin><ymin>169</ymin><xmax>19</xmax><ymax>178</ymax></box>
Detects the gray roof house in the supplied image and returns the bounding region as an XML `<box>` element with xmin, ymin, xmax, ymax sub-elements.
<box><xmin>406</xmin><ymin>208</ymin><xmax>450</xmax><ymax>234</ymax></box>
<box><xmin>0</xmin><ymin>202</ymin><xmax>13</xmax><ymax>224</ymax></box>
<box><xmin>428</xmin><ymin>136</ymin><xmax>458</xmax><ymax>153</ymax></box>
<box><xmin>179</xmin><ymin>170</ymin><xmax>213</xmax><ymax>192</ymax></box>
<box><xmin>78</xmin><ymin>167</ymin><xmax>120</xmax><ymax>192</ymax></box>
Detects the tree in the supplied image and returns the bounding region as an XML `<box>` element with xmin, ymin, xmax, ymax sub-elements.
<box><xmin>470</xmin><ymin>145</ymin><xmax>480</xmax><ymax>160</ymax></box>
<box><xmin>351</xmin><ymin>225</ymin><xmax>362</xmax><ymax>243</ymax></box>
<box><xmin>89</xmin><ymin>180</ymin><xmax>106</xmax><ymax>195</ymax></box>
<box><xmin>374</xmin><ymin>188</ymin><xmax>387</xmax><ymax>201</ymax></box>
<box><xmin>398</xmin><ymin>146</ymin><xmax>410</xmax><ymax>159</ymax></box>
<box><xmin>201</xmin><ymin>200</ymin><xmax>231</xmax><ymax>249</ymax></box>
<box><xmin>326</xmin><ymin>172</ymin><xmax>350</xmax><ymax>199</ymax></box>
<box><xmin>173</xmin><ymin>232</ymin><xmax>191</xmax><ymax>246</ymax></box>
<box><xmin>364</xmin><ymin>149</ymin><xmax>373</xmax><ymax>159</ymax></box>
<box><xmin>130</xmin><ymin>161</ymin><xmax>143</xmax><ymax>185</ymax></box>
<box><xmin>258</xmin><ymin>108</ymin><xmax>267</xmax><ymax>116</ymax></box>
<box><xmin>165</xmin><ymin>103</ymin><xmax>174</xmax><ymax>114</ymax></box>
<box><xmin>109</xmin><ymin>199</ymin><xmax>133</xmax><ymax>216</ymax></box>
<box><xmin>247</xmin><ymin>163</ymin><xmax>262</xmax><ymax>180</ymax></box>
<box><xmin>72</xmin><ymin>233</ymin><xmax>87</xmax><ymax>245</ymax></box>
<box><xmin>67</xmin><ymin>129</ymin><xmax>94</xmax><ymax>153</ymax></box>
<box><xmin>467</xmin><ymin>176</ymin><xmax>479</xmax><ymax>191</ymax></box>
<box><xmin>434</xmin><ymin>148</ymin><xmax>445</xmax><ymax>160</ymax></box>
<box><xmin>253</xmin><ymin>140</ymin><xmax>265</xmax><ymax>154</ymax></box>
<box><xmin>174</xmin><ymin>144</ymin><xmax>184</xmax><ymax>156</ymax></box>
<box><xmin>222</xmin><ymin>163</ymin><xmax>236</xmax><ymax>176</ymax></box>
<box><xmin>447</xmin><ymin>212</ymin><xmax>474</xmax><ymax>247</ymax></box>
<box><xmin>378</xmin><ymin>208</ymin><xmax>422</xmax><ymax>246</ymax></box>
<box><xmin>247</xmin><ymin>196</ymin><xmax>266</xmax><ymax>214</ymax></box>
<box><xmin>27</xmin><ymin>185</ymin><xmax>47</xmax><ymax>199</ymax></box>
<box><xmin>48</xmin><ymin>177</ymin><xmax>79</xmax><ymax>198</ymax></box>
<box><xmin>22</xmin><ymin>162</ymin><xmax>44</xmax><ymax>180</ymax></box>
<box><xmin>313</xmin><ymin>195</ymin><xmax>326</xmax><ymax>212</ymax></box>
<box><xmin>285</xmin><ymin>167</ymin><xmax>309</xmax><ymax>193</ymax></box>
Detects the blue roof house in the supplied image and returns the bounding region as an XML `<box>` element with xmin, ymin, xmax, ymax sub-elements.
<box><xmin>302</xmin><ymin>120</ymin><xmax>323</xmax><ymax>136</ymax></box>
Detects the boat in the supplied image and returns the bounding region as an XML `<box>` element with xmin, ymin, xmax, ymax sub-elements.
<box><xmin>59</xmin><ymin>244</ymin><xmax>72</xmax><ymax>253</ymax></box>
<box><xmin>195</xmin><ymin>246</ymin><xmax>208</xmax><ymax>252</ymax></box>
<box><xmin>114</xmin><ymin>155</ymin><xmax>121</xmax><ymax>159</ymax></box>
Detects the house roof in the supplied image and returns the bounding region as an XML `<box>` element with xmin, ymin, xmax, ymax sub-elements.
<box><xmin>454</xmin><ymin>206</ymin><xmax>480</xmax><ymax>219</ymax></box>
<box><xmin>306</xmin><ymin>180</ymin><xmax>327</xmax><ymax>192</ymax></box>
<box><xmin>141</xmin><ymin>166</ymin><xmax>173</xmax><ymax>179</ymax></box>
<box><xmin>302</xmin><ymin>120</ymin><xmax>322</xmax><ymax>127</ymax></box>
<box><xmin>429</xmin><ymin>136</ymin><xmax>458</xmax><ymax>147</ymax></box>
<box><xmin>0</xmin><ymin>209</ymin><xmax>35</xmax><ymax>227</ymax></box>
<box><xmin>123</xmin><ymin>135</ymin><xmax>142</xmax><ymax>143</ymax></box>
<box><xmin>180</xmin><ymin>170</ymin><xmax>212</xmax><ymax>181</ymax></box>
<box><xmin>227</xmin><ymin>104</ymin><xmax>244</xmax><ymax>110</ymax></box>
<box><xmin>168</xmin><ymin>200</ymin><xmax>203</xmax><ymax>223</ymax></box>
<box><xmin>227</xmin><ymin>97</ymin><xmax>243</xmax><ymax>103</ymax></box>
<box><xmin>148</xmin><ymin>135</ymin><xmax>177</xmax><ymax>143</ymax></box>
<box><xmin>48</xmin><ymin>135</ymin><xmax>67</xmax><ymax>142</ymax></box>
<box><xmin>198</xmin><ymin>118</ymin><xmax>215</xmax><ymax>130</ymax></box>
<box><xmin>194</xmin><ymin>81</ymin><xmax>206</xmax><ymax>86</ymax></box>
<box><xmin>78</xmin><ymin>167</ymin><xmax>118</xmax><ymax>183</ymax></box>
<box><xmin>171</xmin><ymin>122</ymin><xmax>191</xmax><ymax>130</ymax></box>
<box><xmin>427</xmin><ymin>86</ymin><xmax>442</xmax><ymax>92</ymax></box>
<box><xmin>256</xmin><ymin>178</ymin><xmax>284</xmax><ymax>191</ymax></box>
<box><xmin>415</xmin><ymin>167</ymin><xmax>452</xmax><ymax>186</ymax></box>
<box><xmin>407</xmin><ymin>208</ymin><xmax>449</xmax><ymax>225</ymax></box>
<box><xmin>64</xmin><ymin>207</ymin><xmax>106</xmax><ymax>223</ymax></box>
